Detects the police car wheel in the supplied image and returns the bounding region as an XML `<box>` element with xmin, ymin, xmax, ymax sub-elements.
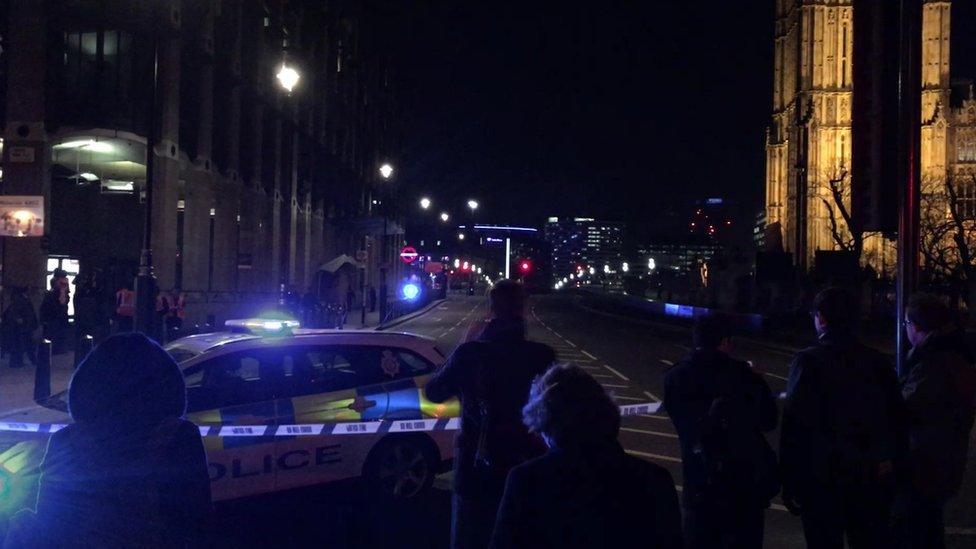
<box><xmin>365</xmin><ymin>436</ymin><xmax>437</xmax><ymax>499</ymax></box>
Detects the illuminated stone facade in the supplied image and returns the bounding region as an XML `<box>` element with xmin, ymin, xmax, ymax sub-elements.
<box><xmin>765</xmin><ymin>0</ymin><xmax>976</xmax><ymax>271</ymax></box>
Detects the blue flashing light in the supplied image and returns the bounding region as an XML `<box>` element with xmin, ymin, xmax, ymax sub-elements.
<box><xmin>401</xmin><ymin>283</ymin><xmax>421</xmax><ymax>301</ymax></box>
<box><xmin>225</xmin><ymin>318</ymin><xmax>300</xmax><ymax>334</ymax></box>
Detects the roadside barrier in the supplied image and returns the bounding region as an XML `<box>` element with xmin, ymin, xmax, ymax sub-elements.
<box><xmin>0</xmin><ymin>402</ymin><xmax>662</xmax><ymax>438</ymax></box>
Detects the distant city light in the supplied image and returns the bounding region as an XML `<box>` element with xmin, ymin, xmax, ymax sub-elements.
<box><xmin>458</xmin><ymin>233</ymin><xmax>465</xmax><ymax>240</ymax></box>
<box><xmin>604</xmin><ymin>264</ymin><xmax>610</xmax><ymax>274</ymax></box>
<box><xmin>440</xmin><ymin>212</ymin><xmax>450</xmax><ymax>222</ymax></box>
<box><xmin>648</xmin><ymin>258</ymin><xmax>656</xmax><ymax>271</ymax></box>
<box><xmin>622</xmin><ymin>262</ymin><xmax>629</xmax><ymax>273</ymax></box>
<box><xmin>379</xmin><ymin>163</ymin><xmax>394</xmax><ymax>179</ymax></box>
<box><xmin>588</xmin><ymin>267</ymin><xmax>595</xmax><ymax>275</ymax></box>
<box><xmin>420</xmin><ymin>197</ymin><xmax>431</xmax><ymax>210</ymax></box>
<box><xmin>570</xmin><ymin>274</ymin><xmax>575</xmax><ymax>280</ymax></box>
<box><xmin>467</xmin><ymin>199</ymin><xmax>479</xmax><ymax>211</ymax></box>
<box><xmin>454</xmin><ymin>258</ymin><xmax>460</xmax><ymax>268</ymax></box>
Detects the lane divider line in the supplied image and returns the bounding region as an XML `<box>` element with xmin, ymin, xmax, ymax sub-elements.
<box><xmin>603</xmin><ymin>364</ymin><xmax>630</xmax><ymax>382</ymax></box>
<box><xmin>581</xmin><ymin>350</ymin><xmax>598</xmax><ymax>360</ymax></box>
<box><xmin>612</xmin><ymin>395</ymin><xmax>645</xmax><ymax>402</ymax></box>
<box><xmin>601</xmin><ymin>383</ymin><xmax>630</xmax><ymax>389</ymax></box>
<box><xmin>764</xmin><ymin>371</ymin><xmax>788</xmax><ymax>381</ymax></box>
<box><xmin>659</xmin><ymin>359</ymin><xmax>674</xmax><ymax>366</ymax></box>
<box><xmin>643</xmin><ymin>390</ymin><xmax>662</xmax><ymax>402</ymax></box>
<box><xmin>625</xmin><ymin>449</ymin><xmax>682</xmax><ymax>463</ymax></box>
<box><xmin>620</xmin><ymin>427</ymin><xmax>679</xmax><ymax>439</ymax></box>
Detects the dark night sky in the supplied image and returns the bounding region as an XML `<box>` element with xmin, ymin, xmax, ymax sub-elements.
<box><xmin>390</xmin><ymin>1</ymin><xmax>976</xmax><ymax>237</ymax></box>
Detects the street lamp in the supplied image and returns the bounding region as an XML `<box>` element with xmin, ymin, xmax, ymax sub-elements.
<box><xmin>458</xmin><ymin>233</ymin><xmax>465</xmax><ymax>241</ymax></box>
<box><xmin>467</xmin><ymin>199</ymin><xmax>479</xmax><ymax>211</ymax></box>
<box><xmin>376</xmin><ymin>162</ymin><xmax>394</xmax><ymax>323</ymax></box>
<box><xmin>419</xmin><ymin>197</ymin><xmax>431</xmax><ymax>210</ymax></box>
<box><xmin>379</xmin><ymin>163</ymin><xmax>394</xmax><ymax>179</ymax></box>
<box><xmin>276</xmin><ymin>63</ymin><xmax>300</xmax><ymax>93</ymax></box>
<box><xmin>622</xmin><ymin>262</ymin><xmax>630</xmax><ymax>273</ymax></box>
<box><xmin>440</xmin><ymin>212</ymin><xmax>450</xmax><ymax>222</ymax></box>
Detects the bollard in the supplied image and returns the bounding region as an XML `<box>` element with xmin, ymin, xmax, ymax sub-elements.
<box><xmin>74</xmin><ymin>334</ymin><xmax>94</xmax><ymax>369</ymax></box>
<box><xmin>34</xmin><ymin>339</ymin><xmax>52</xmax><ymax>403</ymax></box>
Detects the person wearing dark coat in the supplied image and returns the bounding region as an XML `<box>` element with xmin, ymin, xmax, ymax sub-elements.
<box><xmin>664</xmin><ymin>315</ymin><xmax>778</xmax><ymax>548</ymax></box>
<box><xmin>894</xmin><ymin>294</ymin><xmax>976</xmax><ymax>549</ymax></box>
<box><xmin>2</xmin><ymin>286</ymin><xmax>37</xmax><ymax>368</ymax></box>
<box><xmin>780</xmin><ymin>288</ymin><xmax>903</xmax><ymax>549</ymax></box>
<box><xmin>39</xmin><ymin>278</ymin><xmax>68</xmax><ymax>354</ymax></box>
<box><xmin>425</xmin><ymin>280</ymin><xmax>556</xmax><ymax>549</ymax></box>
<box><xmin>4</xmin><ymin>333</ymin><xmax>211</xmax><ymax>548</ymax></box>
<box><xmin>490</xmin><ymin>364</ymin><xmax>682</xmax><ymax>549</ymax></box>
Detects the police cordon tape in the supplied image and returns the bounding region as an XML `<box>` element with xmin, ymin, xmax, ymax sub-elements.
<box><xmin>0</xmin><ymin>402</ymin><xmax>662</xmax><ymax>438</ymax></box>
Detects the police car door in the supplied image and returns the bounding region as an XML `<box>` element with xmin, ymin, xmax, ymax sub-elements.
<box><xmin>275</xmin><ymin>345</ymin><xmax>390</xmax><ymax>491</ymax></box>
<box><xmin>185</xmin><ymin>350</ymin><xmax>283</xmax><ymax>500</ymax></box>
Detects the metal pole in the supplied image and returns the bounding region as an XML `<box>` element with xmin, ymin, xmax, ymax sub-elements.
<box><xmin>505</xmin><ymin>237</ymin><xmax>511</xmax><ymax>279</ymax></box>
<box><xmin>379</xmin><ymin>214</ymin><xmax>388</xmax><ymax>322</ymax></box>
<box><xmin>895</xmin><ymin>0</ymin><xmax>922</xmax><ymax>376</ymax></box>
<box><xmin>134</xmin><ymin>32</ymin><xmax>160</xmax><ymax>339</ymax></box>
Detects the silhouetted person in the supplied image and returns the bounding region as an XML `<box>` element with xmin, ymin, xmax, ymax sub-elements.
<box><xmin>894</xmin><ymin>294</ymin><xmax>976</xmax><ymax>549</ymax></box>
<box><xmin>72</xmin><ymin>273</ymin><xmax>98</xmax><ymax>344</ymax></box>
<box><xmin>425</xmin><ymin>279</ymin><xmax>555</xmax><ymax>549</ymax></box>
<box><xmin>4</xmin><ymin>333</ymin><xmax>211</xmax><ymax>547</ymax></box>
<box><xmin>780</xmin><ymin>288</ymin><xmax>903</xmax><ymax>548</ymax></box>
<box><xmin>114</xmin><ymin>284</ymin><xmax>135</xmax><ymax>333</ymax></box>
<box><xmin>491</xmin><ymin>364</ymin><xmax>682</xmax><ymax>549</ymax></box>
<box><xmin>2</xmin><ymin>286</ymin><xmax>37</xmax><ymax>368</ymax></box>
<box><xmin>39</xmin><ymin>277</ymin><xmax>68</xmax><ymax>354</ymax></box>
<box><xmin>664</xmin><ymin>315</ymin><xmax>778</xmax><ymax>548</ymax></box>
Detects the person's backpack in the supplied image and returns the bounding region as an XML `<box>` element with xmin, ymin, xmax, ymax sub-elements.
<box><xmin>695</xmin><ymin>388</ymin><xmax>780</xmax><ymax>503</ymax></box>
<box><xmin>471</xmin><ymin>351</ymin><xmax>545</xmax><ymax>476</ymax></box>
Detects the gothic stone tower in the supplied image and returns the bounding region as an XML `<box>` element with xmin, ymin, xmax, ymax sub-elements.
<box><xmin>765</xmin><ymin>0</ymin><xmax>952</xmax><ymax>271</ymax></box>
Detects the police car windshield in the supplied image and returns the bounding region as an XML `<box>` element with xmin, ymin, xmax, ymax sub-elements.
<box><xmin>166</xmin><ymin>347</ymin><xmax>199</xmax><ymax>364</ymax></box>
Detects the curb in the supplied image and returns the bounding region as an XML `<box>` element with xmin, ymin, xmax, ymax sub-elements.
<box><xmin>375</xmin><ymin>299</ymin><xmax>447</xmax><ymax>331</ymax></box>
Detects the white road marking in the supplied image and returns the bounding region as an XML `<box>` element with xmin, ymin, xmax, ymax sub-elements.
<box><xmin>612</xmin><ymin>395</ymin><xmax>644</xmax><ymax>401</ymax></box>
<box><xmin>764</xmin><ymin>371</ymin><xmax>789</xmax><ymax>381</ymax></box>
<box><xmin>643</xmin><ymin>390</ymin><xmax>662</xmax><ymax>402</ymax></box>
<box><xmin>621</xmin><ymin>427</ymin><xmax>678</xmax><ymax>439</ymax></box>
<box><xmin>581</xmin><ymin>350</ymin><xmax>598</xmax><ymax>360</ymax></box>
<box><xmin>625</xmin><ymin>449</ymin><xmax>682</xmax><ymax>463</ymax></box>
<box><xmin>601</xmin><ymin>383</ymin><xmax>629</xmax><ymax>389</ymax></box>
<box><xmin>602</xmin><ymin>364</ymin><xmax>630</xmax><ymax>381</ymax></box>
<box><xmin>591</xmin><ymin>373</ymin><xmax>614</xmax><ymax>378</ymax></box>
<box><xmin>659</xmin><ymin>359</ymin><xmax>674</xmax><ymax>366</ymax></box>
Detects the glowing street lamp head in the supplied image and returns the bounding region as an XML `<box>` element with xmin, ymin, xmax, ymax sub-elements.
<box><xmin>276</xmin><ymin>64</ymin><xmax>300</xmax><ymax>92</ymax></box>
<box><xmin>467</xmin><ymin>199</ymin><xmax>479</xmax><ymax>211</ymax></box>
<box><xmin>622</xmin><ymin>262</ymin><xmax>630</xmax><ymax>273</ymax></box>
<box><xmin>379</xmin><ymin>163</ymin><xmax>394</xmax><ymax>179</ymax></box>
<box><xmin>440</xmin><ymin>212</ymin><xmax>450</xmax><ymax>222</ymax></box>
<box><xmin>589</xmin><ymin>267</ymin><xmax>595</xmax><ymax>275</ymax></box>
<box><xmin>419</xmin><ymin>197</ymin><xmax>431</xmax><ymax>210</ymax></box>
<box><xmin>648</xmin><ymin>257</ymin><xmax>657</xmax><ymax>271</ymax></box>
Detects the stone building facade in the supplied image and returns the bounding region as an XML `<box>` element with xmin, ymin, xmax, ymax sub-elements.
<box><xmin>1</xmin><ymin>0</ymin><xmax>403</xmax><ymax>324</ymax></box>
<box><xmin>764</xmin><ymin>0</ymin><xmax>976</xmax><ymax>272</ymax></box>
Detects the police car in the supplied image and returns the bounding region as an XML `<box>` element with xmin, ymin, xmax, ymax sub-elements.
<box><xmin>0</xmin><ymin>319</ymin><xmax>460</xmax><ymax>517</ymax></box>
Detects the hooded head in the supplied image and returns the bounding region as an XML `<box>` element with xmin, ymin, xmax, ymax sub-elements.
<box><xmin>68</xmin><ymin>333</ymin><xmax>186</xmax><ymax>424</ymax></box>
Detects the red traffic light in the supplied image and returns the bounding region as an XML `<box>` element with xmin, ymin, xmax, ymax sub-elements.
<box><xmin>519</xmin><ymin>260</ymin><xmax>532</xmax><ymax>273</ymax></box>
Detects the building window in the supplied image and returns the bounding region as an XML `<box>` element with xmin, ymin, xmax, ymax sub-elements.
<box><xmin>955</xmin><ymin>179</ymin><xmax>976</xmax><ymax>218</ymax></box>
<box><xmin>958</xmin><ymin>134</ymin><xmax>976</xmax><ymax>162</ymax></box>
<box><xmin>63</xmin><ymin>30</ymin><xmax>134</xmax><ymax>102</ymax></box>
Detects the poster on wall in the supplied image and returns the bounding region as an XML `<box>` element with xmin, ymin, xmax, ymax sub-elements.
<box><xmin>0</xmin><ymin>196</ymin><xmax>44</xmax><ymax>237</ymax></box>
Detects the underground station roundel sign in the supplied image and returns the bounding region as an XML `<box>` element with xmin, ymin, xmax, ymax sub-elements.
<box><xmin>399</xmin><ymin>246</ymin><xmax>419</xmax><ymax>264</ymax></box>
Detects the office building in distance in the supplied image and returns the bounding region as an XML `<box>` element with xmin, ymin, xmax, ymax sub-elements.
<box><xmin>544</xmin><ymin>217</ymin><xmax>625</xmax><ymax>280</ymax></box>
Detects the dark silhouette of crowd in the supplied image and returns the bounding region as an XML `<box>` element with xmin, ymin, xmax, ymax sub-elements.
<box><xmin>0</xmin><ymin>280</ymin><xmax>972</xmax><ymax>548</ymax></box>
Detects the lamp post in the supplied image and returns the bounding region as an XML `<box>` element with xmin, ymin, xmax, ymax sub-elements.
<box><xmin>378</xmin><ymin>163</ymin><xmax>394</xmax><ymax>323</ymax></box>
<box><xmin>133</xmin><ymin>32</ymin><xmax>160</xmax><ymax>339</ymax></box>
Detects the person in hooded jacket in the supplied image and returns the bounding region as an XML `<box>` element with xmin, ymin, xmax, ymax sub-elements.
<box><xmin>425</xmin><ymin>279</ymin><xmax>556</xmax><ymax>549</ymax></box>
<box><xmin>4</xmin><ymin>332</ymin><xmax>211</xmax><ymax>548</ymax></box>
<box><xmin>895</xmin><ymin>293</ymin><xmax>976</xmax><ymax>549</ymax></box>
<box><xmin>490</xmin><ymin>364</ymin><xmax>682</xmax><ymax>549</ymax></box>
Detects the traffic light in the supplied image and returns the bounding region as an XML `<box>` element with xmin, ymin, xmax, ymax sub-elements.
<box><xmin>519</xmin><ymin>260</ymin><xmax>532</xmax><ymax>273</ymax></box>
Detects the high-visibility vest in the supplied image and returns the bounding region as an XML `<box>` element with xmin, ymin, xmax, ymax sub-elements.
<box><xmin>116</xmin><ymin>289</ymin><xmax>135</xmax><ymax>317</ymax></box>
